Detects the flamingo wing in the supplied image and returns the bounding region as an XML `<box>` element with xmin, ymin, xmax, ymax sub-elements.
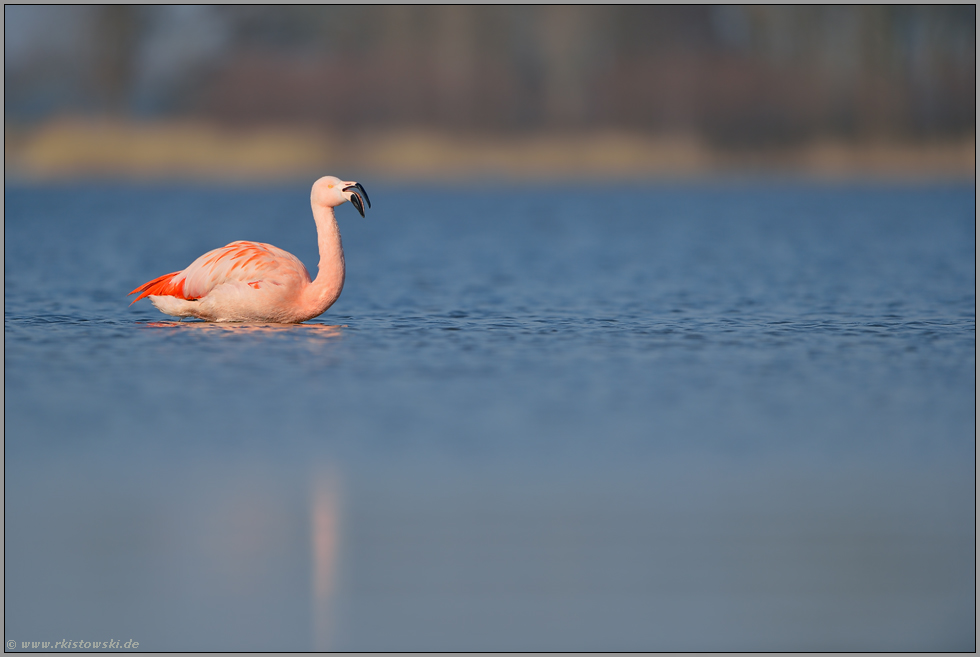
<box><xmin>129</xmin><ymin>241</ymin><xmax>311</xmax><ymax>304</ymax></box>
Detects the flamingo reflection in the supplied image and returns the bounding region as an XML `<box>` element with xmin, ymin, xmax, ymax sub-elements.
<box><xmin>139</xmin><ymin>321</ymin><xmax>346</xmax><ymax>337</ymax></box>
<box><xmin>311</xmin><ymin>467</ymin><xmax>342</xmax><ymax>651</ymax></box>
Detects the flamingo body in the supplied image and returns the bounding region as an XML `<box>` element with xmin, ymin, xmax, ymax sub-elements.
<box><xmin>129</xmin><ymin>176</ymin><xmax>370</xmax><ymax>323</ymax></box>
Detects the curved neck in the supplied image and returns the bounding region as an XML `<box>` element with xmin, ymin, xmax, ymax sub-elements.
<box><xmin>302</xmin><ymin>203</ymin><xmax>346</xmax><ymax>315</ymax></box>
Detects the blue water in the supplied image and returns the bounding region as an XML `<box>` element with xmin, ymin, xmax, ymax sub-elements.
<box><xmin>4</xmin><ymin>181</ymin><xmax>976</xmax><ymax>650</ymax></box>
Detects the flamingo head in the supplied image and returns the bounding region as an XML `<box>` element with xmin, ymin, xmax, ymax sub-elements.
<box><xmin>311</xmin><ymin>176</ymin><xmax>372</xmax><ymax>217</ymax></box>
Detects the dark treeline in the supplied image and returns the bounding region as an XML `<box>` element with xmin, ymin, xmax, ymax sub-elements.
<box><xmin>5</xmin><ymin>5</ymin><xmax>975</xmax><ymax>147</ymax></box>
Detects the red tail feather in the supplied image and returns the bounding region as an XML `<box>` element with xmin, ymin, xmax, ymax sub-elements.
<box><xmin>128</xmin><ymin>271</ymin><xmax>187</xmax><ymax>304</ymax></box>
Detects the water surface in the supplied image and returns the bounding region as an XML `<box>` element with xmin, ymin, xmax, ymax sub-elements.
<box><xmin>4</xmin><ymin>181</ymin><xmax>975</xmax><ymax>650</ymax></box>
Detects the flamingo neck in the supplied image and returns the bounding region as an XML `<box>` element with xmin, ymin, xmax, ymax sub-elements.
<box><xmin>303</xmin><ymin>203</ymin><xmax>346</xmax><ymax>315</ymax></box>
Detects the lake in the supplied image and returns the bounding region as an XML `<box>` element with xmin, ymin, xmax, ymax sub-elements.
<box><xmin>4</xmin><ymin>180</ymin><xmax>975</xmax><ymax>651</ymax></box>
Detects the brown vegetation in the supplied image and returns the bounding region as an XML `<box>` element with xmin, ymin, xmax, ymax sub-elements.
<box><xmin>6</xmin><ymin>119</ymin><xmax>973</xmax><ymax>182</ymax></box>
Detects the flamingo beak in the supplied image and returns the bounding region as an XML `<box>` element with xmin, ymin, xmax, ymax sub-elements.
<box><xmin>343</xmin><ymin>182</ymin><xmax>371</xmax><ymax>217</ymax></box>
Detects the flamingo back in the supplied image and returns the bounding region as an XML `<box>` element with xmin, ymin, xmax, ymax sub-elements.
<box><xmin>129</xmin><ymin>241</ymin><xmax>311</xmax><ymax>304</ymax></box>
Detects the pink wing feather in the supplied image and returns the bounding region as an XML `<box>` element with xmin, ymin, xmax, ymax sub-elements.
<box><xmin>129</xmin><ymin>241</ymin><xmax>311</xmax><ymax>304</ymax></box>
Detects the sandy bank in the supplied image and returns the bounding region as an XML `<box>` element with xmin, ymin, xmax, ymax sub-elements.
<box><xmin>5</xmin><ymin>118</ymin><xmax>975</xmax><ymax>183</ymax></box>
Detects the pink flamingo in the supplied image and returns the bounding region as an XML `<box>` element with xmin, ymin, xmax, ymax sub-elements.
<box><xmin>129</xmin><ymin>176</ymin><xmax>370</xmax><ymax>323</ymax></box>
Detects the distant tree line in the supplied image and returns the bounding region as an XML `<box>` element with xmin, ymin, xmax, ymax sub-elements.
<box><xmin>5</xmin><ymin>5</ymin><xmax>975</xmax><ymax>146</ymax></box>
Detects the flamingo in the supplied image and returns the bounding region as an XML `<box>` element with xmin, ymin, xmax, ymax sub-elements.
<box><xmin>129</xmin><ymin>175</ymin><xmax>370</xmax><ymax>323</ymax></box>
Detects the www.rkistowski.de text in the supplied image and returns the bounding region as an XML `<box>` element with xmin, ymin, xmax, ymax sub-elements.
<box><xmin>6</xmin><ymin>639</ymin><xmax>139</xmax><ymax>650</ymax></box>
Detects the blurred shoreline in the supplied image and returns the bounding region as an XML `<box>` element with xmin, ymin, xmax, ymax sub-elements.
<box><xmin>5</xmin><ymin>118</ymin><xmax>975</xmax><ymax>183</ymax></box>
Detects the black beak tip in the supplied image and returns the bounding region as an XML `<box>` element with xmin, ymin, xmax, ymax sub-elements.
<box><xmin>344</xmin><ymin>183</ymin><xmax>370</xmax><ymax>216</ymax></box>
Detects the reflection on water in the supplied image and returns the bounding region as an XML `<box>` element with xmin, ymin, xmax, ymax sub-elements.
<box><xmin>139</xmin><ymin>320</ymin><xmax>346</xmax><ymax>336</ymax></box>
<box><xmin>311</xmin><ymin>467</ymin><xmax>341</xmax><ymax>652</ymax></box>
<box><xmin>3</xmin><ymin>457</ymin><xmax>973</xmax><ymax>651</ymax></box>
